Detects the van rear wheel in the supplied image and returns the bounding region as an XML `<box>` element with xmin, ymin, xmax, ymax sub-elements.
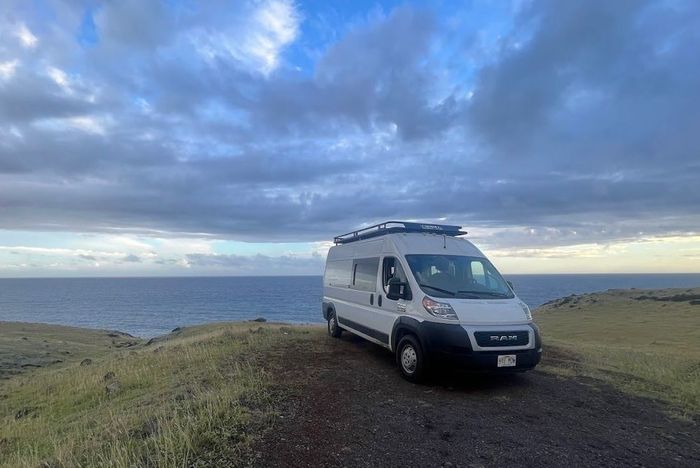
<box><xmin>396</xmin><ymin>335</ymin><xmax>426</xmax><ymax>382</ymax></box>
<box><xmin>327</xmin><ymin>310</ymin><xmax>342</xmax><ymax>338</ymax></box>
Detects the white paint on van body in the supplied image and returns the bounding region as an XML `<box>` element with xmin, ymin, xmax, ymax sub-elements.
<box><xmin>323</xmin><ymin>232</ymin><xmax>534</xmax><ymax>352</ymax></box>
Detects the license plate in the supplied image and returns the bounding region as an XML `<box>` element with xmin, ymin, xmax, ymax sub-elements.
<box><xmin>497</xmin><ymin>354</ymin><xmax>517</xmax><ymax>367</ymax></box>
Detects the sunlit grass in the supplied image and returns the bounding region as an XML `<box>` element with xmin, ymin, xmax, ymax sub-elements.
<box><xmin>0</xmin><ymin>323</ymin><xmax>313</xmax><ymax>467</ymax></box>
<box><xmin>536</xmin><ymin>288</ymin><xmax>700</xmax><ymax>416</ymax></box>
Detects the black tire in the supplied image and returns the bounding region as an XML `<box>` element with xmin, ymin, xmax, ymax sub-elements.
<box><xmin>327</xmin><ymin>310</ymin><xmax>342</xmax><ymax>338</ymax></box>
<box><xmin>396</xmin><ymin>334</ymin><xmax>426</xmax><ymax>382</ymax></box>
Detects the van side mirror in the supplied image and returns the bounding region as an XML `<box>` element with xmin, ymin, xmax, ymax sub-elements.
<box><xmin>507</xmin><ymin>280</ymin><xmax>514</xmax><ymax>291</ymax></box>
<box><xmin>387</xmin><ymin>277</ymin><xmax>405</xmax><ymax>300</ymax></box>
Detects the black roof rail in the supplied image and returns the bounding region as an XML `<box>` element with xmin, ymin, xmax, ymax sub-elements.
<box><xmin>333</xmin><ymin>221</ymin><xmax>467</xmax><ymax>245</ymax></box>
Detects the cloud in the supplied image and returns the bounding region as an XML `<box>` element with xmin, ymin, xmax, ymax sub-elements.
<box><xmin>94</xmin><ymin>0</ymin><xmax>174</xmax><ymax>49</ymax></box>
<box><xmin>186</xmin><ymin>253</ymin><xmax>323</xmax><ymax>274</ymax></box>
<box><xmin>13</xmin><ymin>22</ymin><xmax>38</xmax><ymax>48</ymax></box>
<box><xmin>192</xmin><ymin>0</ymin><xmax>301</xmax><ymax>76</ymax></box>
<box><xmin>121</xmin><ymin>254</ymin><xmax>141</xmax><ymax>263</ymax></box>
<box><xmin>0</xmin><ymin>59</ymin><xmax>19</xmax><ymax>80</ymax></box>
<box><xmin>0</xmin><ymin>0</ymin><xmax>698</xmax><ymax>263</ymax></box>
<box><xmin>249</xmin><ymin>6</ymin><xmax>450</xmax><ymax>138</ymax></box>
<box><xmin>468</xmin><ymin>0</ymin><xmax>700</xmax><ymax>171</ymax></box>
<box><xmin>46</xmin><ymin>66</ymin><xmax>69</xmax><ymax>89</ymax></box>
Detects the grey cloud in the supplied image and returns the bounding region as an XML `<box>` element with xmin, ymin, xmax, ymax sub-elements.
<box><xmin>249</xmin><ymin>7</ymin><xmax>457</xmax><ymax>139</ymax></box>
<box><xmin>0</xmin><ymin>1</ymin><xmax>698</xmax><ymax>251</ymax></box>
<box><xmin>468</xmin><ymin>0</ymin><xmax>700</xmax><ymax>168</ymax></box>
<box><xmin>154</xmin><ymin>258</ymin><xmax>179</xmax><ymax>265</ymax></box>
<box><xmin>186</xmin><ymin>253</ymin><xmax>324</xmax><ymax>274</ymax></box>
<box><xmin>121</xmin><ymin>254</ymin><xmax>141</xmax><ymax>263</ymax></box>
<box><xmin>0</xmin><ymin>73</ymin><xmax>97</xmax><ymax>124</ymax></box>
<box><xmin>95</xmin><ymin>0</ymin><xmax>174</xmax><ymax>49</ymax></box>
<box><xmin>78</xmin><ymin>254</ymin><xmax>96</xmax><ymax>261</ymax></box>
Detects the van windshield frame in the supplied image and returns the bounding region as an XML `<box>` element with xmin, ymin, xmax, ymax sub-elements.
<box><xmin>404</xmin><ymin>254</ymin><xmax>514</xmax><ymax>300</ymax></box>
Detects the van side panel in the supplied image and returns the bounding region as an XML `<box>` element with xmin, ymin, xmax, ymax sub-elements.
<box><xmin>324</xmin><ymin>241</ymin><xmax>386</xmax><ymax>345</ymax></box>
<box><xmin>356</xmin><ymin>239</ymin><xmax>404</xmax><ymax>349</ymax></box>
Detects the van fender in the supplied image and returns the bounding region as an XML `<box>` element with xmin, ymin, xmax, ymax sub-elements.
<box><xmin>390</xmin><ymin>316</ymin><xmax>425</xmax><ymax>352</ymax></box>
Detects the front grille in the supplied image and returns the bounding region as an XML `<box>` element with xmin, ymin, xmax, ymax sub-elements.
<box><xmin>474</xmin><ymin>331</ymin><xmax>529</xmax><ymax>347</ymax></box>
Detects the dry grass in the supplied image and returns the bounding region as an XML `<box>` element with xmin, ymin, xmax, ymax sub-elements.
<box><xmin>0</xmin><ymin>322</ymin><xmax>140</xmax><ymax>380</ymax></box>
<box><xmin>535</xmin><ymin>287</ymin><xmax>700</xmax><ymax>417</ymax></box>
<box><xmin>0</xmin><ymin>323</ymin><xmax>319</xmax><ymax>467</ymax></box>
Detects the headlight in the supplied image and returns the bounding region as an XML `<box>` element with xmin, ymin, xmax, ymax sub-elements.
<box><xmin>519</xmin><ymin>302</ymin><xmax>532</xmax><ymax>320</ymax></box>
<box><xmin>422</xmin><ymin>296</ymin><xmax>458</xmax><ymax>320</ymax></box>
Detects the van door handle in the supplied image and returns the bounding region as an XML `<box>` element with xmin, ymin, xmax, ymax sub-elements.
<box><xmin>370</xmin><ymin>294</ymin><xmax>374</xmax><ymax>305</ymax></box>
<box><xmin>378</xmin><ymin>295</ymin><xmax>383</xmax><ymax>307</ymax></box>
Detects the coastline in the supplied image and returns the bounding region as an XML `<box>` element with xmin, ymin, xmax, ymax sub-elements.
<box><xmin>3</xmin><ymin>273</ymin><xmax>700</xmax><ymax>338</ymax></box>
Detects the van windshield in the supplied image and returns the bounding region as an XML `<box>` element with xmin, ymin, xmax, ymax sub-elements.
<box><xmin>405</xmin><ymin>255</ymin><xmax>514</xmax><ymax>299</ymax></box>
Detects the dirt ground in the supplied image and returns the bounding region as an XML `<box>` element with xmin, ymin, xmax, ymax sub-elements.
<box><xmin>254</xmin><ymin>331</ymin><xmax>699</xmax><ymax>468</ymax></box>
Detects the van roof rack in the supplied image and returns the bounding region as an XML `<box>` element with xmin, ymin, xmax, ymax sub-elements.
<box><xmin>334</xmin><ymin>221</ymin><xmax>467</xmax><ymax>245</ymax></box>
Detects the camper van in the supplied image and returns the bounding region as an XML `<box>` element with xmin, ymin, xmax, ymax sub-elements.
<box><xmin>322</xmin><ymin>221</ymin><xmax>541</xmax><ymax>382</ymax></box>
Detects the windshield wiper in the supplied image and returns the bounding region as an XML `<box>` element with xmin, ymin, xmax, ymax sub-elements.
<box><xmin>458</xmin><ymin>290</ymin><xmax>510</xmax><ymax>298</ymax></box>
<box><xmin>418</xmin><ymin>284</ymin><xmax>456</xmax><ymax>296</ymax></box>
<box><xmin>454</xmin><ymin>292</ymin><xmax>481</xmax><ymax>299</ymax></box>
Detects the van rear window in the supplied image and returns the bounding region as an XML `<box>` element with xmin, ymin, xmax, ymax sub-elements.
<box><xmin>325</xmin><ymin>259</ymin><xmax>353</xmax><ymax>287</ymax></box>
<box><xmin>352</xmin><ymin>257</ymin><xmax>379</xmax><ymax>292</ymax></box>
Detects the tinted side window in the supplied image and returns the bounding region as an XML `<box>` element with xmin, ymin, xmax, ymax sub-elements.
<box><xmin>352</xmin><ymin>257</ymin><xmax>379</xmax><ymax>292</ymax></box>
<box><xmin>382</xmin><ymin>256</ymin><xmax>412</xmax><ymax>300</ymax></box>
<box><xmin>468</xmin><ymin>259</ymin><xmax>505</xmax><ymax>290</ymax></box>
<box><xmin>469</xmin><ymin>260</ymin><xmax>486</xmax><ymax>286</ymax></box>
<box><xmin>382</xmin><ymin>257</ymin><xmax>408</xmax><ymax>289</ymax></box>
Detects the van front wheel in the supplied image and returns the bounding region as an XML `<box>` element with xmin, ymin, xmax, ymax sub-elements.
<box><xmin>396</xmin><ymin>335</ymin><xmax>426</xmax><ymax>382</ymax></box>
<box><xmin>327</xmin><ymin>311</ymin><xmax>342</xmax><ymax>338</ymax></box>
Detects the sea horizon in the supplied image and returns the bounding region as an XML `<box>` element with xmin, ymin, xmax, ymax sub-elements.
<box><xmin>2</xmin><ymin>273</ymin><xmax>699</xmax><ymax>338</ymax></box>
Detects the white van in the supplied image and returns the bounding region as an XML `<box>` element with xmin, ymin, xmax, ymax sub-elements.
<box><xmin>322</xmin><ymin>221</ymin><xmax>541</xmax><ymax>382</ymax></box>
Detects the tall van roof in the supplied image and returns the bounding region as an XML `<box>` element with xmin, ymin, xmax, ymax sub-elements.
<box><xmin>390</xmin><ymin>232</ymin><xmax>484</xmax><ymax>257</ymax></box>
<box><xmin>326</xmin><ymin>232</ymin><xmax>485</xmax><ymax>260</ymax></box>
<box><xmin>333</xmin><ymin>221</ymin><xmax>467</xmax><ymax>245</ymax></box>
<box><xmin>328</xmin><ymin>222</ymin><xmax>484</xmax><ymax>260</ymax></box>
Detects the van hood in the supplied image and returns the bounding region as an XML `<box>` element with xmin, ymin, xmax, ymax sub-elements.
<box><xmin>442</xmin><ymin>297</ymin><xmax>529</xmax><ymax>324</ymax></box>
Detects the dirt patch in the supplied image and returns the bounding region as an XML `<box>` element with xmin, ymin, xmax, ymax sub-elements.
<box><xmin>254</xmin><ymin>333</ymin><xmax>699</xmax><ymax>467</ymax></box>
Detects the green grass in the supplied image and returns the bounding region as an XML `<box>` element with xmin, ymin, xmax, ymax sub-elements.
<box><xmin>535</xmin><ymin>287</ymin><xmax>700</xmax><ymax>417</ymax></box>
<box><xmin>3</xmin><ymin>287</ymin><xmax>698</xmax><ymax>464</ymax></box>
<box><xmin>0</xmin><ymin>322</ymin><xmax>141</xmax><ymax>380</ymax></box>
<box><xmin>0</xmin><ymin>323</ymin><xmax>319</xmax><ymax>467</ymax></box>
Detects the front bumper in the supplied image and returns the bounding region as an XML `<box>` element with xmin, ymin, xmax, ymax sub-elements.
<box><xmin>418</xmin><ymin>321</ymin><xmax>542</xmax><ymax>372</ymax></box>
<box><xmin>430</xmin><ymin>347</ymin><xmax>542</xmax><ymax>372</ymax></box>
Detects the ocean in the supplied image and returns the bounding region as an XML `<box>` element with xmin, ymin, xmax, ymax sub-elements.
<box><xmin>0</xmin><ymin>274</ymin><xmax>698</xmax><ymax>337</ymax></box>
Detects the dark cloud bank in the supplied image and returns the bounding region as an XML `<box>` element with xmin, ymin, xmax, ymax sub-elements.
<box><xmin>1</xmin><ymin>0</ymin><xmax>699</xmax><ymax>250</ymax></box>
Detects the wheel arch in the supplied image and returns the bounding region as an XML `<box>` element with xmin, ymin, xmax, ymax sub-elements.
<box><xmin>390</xmin><ymin>316</ymin><xmax>425</xmax><ymax>352</ymax></box>
<box><xmin>322</xmin><ymin>301</ymin><xmax>335</xmax><ymax>320</ymax></box>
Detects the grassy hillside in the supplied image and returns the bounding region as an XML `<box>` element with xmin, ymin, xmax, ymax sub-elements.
<box><xmin>0</xmin><ymin>322</ymin><xmax>319</xmax><ymax>468</ymax></box>
<box><xmin>2</xmin><ymin>288</ymin><xmax>698</xmax><ymax>465</ymax></box>
<box><xmin>535</xmin><ymin>287</ymin><xmax>700</xmax><ymax>416</ymax></box>
<box><xmin>0</xmin><ymin>322</ymin><xmax>141</xmax><ymax>380</ymax></box>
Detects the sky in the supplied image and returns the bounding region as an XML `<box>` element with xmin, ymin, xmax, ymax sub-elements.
<box><xmin>0</xmin><ymin>0</ymin><xmax>698</xmax><ymax>277</ymax></box>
